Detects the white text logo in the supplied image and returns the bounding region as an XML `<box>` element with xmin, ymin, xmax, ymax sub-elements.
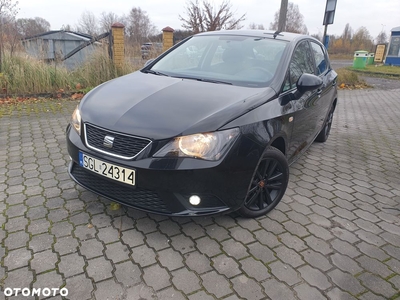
<box><xmin>3</xmin><ymin>288</ymin><xmax>68</xmax><ymax>297</ymax></box>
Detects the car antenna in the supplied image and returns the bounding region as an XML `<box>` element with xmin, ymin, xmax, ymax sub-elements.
<box><xmin>273</xmin><ymin>31</ymin><xmax>281</xmax><ymax>39</ymax></box>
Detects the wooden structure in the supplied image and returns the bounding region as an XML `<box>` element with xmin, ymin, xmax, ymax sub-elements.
<box><xmin>22</xmin><ymin>31</ymin><xmax>100</xmax><ymax>70</ymax></box>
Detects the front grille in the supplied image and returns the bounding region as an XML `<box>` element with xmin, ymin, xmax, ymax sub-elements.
<box><xmin>85</xmin><ymin>123</ymin><xmax>151</xmax><ymax>159</ymax></box>
<box><xmin>71</xmin><ymin>164</ymin><xmax>170</xmax><ymax>213</ymax></box>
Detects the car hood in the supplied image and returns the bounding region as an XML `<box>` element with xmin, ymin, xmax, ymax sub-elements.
<box><xmin>80</xmin><ymin>71</ymin><xmax>276</xmax><ymax>140</ymax></box>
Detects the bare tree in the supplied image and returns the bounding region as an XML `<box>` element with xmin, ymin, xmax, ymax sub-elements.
<box><xmin>180</xmin><ymin>0</ymin><xmax>246</xmax><ymax>33</ymax></box>
<box><xmin>335</xmin><ymin>23</ymin><xmax>353</xmax><ymax>53</ymax></box>
<box><xmin>76</xmin><ymin>11</ymin><xmax>99</xmax><ymax>36</ymax></box>
<box><xmin>311</xmin><ymin>33</ymin><xmax>322</xmax><ymax>41</ymax></box>
<box><xmin>99</xmin><ymin>11</ymin><xmax>127</xmax><ymax>33</ymax></box>
<box><xmin>61</xmin><ymin>24</ymin><xmax>72</xmax><ymax>31</ymax></box>
<box><xmin>1</xmin><ymin>16</ymin><xmax>20</xmax><ymax>55</ymax></box>
<box><xmin>0</xmin><ymin>0</ymin><xmax>17</xmax><ymax>20</ymax></box>
<box><xmin>173</xmin><ymin>29</ymin><xmax>192</xmax><ymax>43</ymax></box>
<box><xmin>376</xmin><ymin>31</ymin><xmax>387</xmax><ymax>44</ymax></box>
<box><xmin>16</xmin><ymin>17</ymin><xmax>50</xmax><ymax>37</ymax></box>
<box><xmin>342</xmin><ymin>23</ymin><xmax>352</xmax><ymax>41</ymax></box>
<box><xmin>269</xmin><ymin>2</ymin><xmax>307</xmax><ymax>34</ymax></box>
<box><xmin>248</xmin><ymin>23</ymin><xmax>264</xmax><ymax>30</ymax></box>
<box><xmin>0</xmin><ymin>0</ymin><xmax>19</xmax><ymax>71</ymax></box>
<box><xmin>127</xmin><ymin>7</ymin><xmax>156</xmax><ymax>45</ymax></box>
<box><xmin>352</xmin><ymin>26</ymin><xmax>373</xmax><ymax>51</ymax></box>
<box><xmin>179</xmin><ymin>1</ymin><xmax>203</xmax><ymax>33</ymax></box>
<box><xmin>330</xmin><ymin>24</ymin><xmax>374</xmax><ymax>54</ymax></box>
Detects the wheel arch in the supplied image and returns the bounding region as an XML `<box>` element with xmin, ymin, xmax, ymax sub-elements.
<box><xmin>239</xmin><ymin>145</ymin><xmax>290</xmax><ymax>217</ymax></box>
<box><xmin>269</xmin><ymin>136</ymin><xmax>286</xmax><ymax>156</ymax></box>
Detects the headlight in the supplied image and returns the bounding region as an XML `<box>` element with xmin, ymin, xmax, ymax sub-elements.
<box><xmin>71</xmin><ymin>105</ymin><xmax>81</xmax><ymax>135</ymax></box>
<box><xmin>154</xmin><ymin>128</ymin><xmax>239</xmax><ymax>161</ymax></box>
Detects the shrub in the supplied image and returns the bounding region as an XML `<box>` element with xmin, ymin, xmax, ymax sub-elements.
<box><xmin>336</xmin><ymin>68</ymin><xmax>360</xmax><ymax>85</ymax></box>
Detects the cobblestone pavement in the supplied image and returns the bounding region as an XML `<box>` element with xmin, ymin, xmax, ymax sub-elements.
<box><xmin>1</xmin><ymin>88</ymin><xmax>400</xmax><ymax>300</ymax></box>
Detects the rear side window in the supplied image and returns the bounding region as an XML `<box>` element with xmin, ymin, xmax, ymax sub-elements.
<box><xmin>310</xmin><ymin>42</ymin><xmax>328</xmax><ymax>75</ymax></box>
<box><xmin>283</xmin><ymin>40</ymin><xmax>314</xmax><ymax>91</ymax></box>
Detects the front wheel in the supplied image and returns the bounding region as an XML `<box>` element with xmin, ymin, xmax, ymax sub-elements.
<box><xmin>239</xmin><ymin>147</ymin><xmax>289</xmax><ymax>218</ymax></box>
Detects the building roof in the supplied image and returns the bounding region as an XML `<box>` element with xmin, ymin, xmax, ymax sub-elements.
<box><xmin>22</xmin><ymin>30</ymin><xmax>94</xmax><ymax>41</ymax></box>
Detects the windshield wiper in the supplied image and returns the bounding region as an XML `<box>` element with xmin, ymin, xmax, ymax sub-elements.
<box><xmin>175</xmin><ymin>76</ymin><xmax>232</xmax><ymax>85</ymax></box>
<box><xmin>198</xmin><ymin>78</ymin><xmax>232</xmax><ymax>85</ymax></box>
<box><xmin>142</xmin><ymin>69</ymin><xmax>169</xmax><ymax>76</ymax></box>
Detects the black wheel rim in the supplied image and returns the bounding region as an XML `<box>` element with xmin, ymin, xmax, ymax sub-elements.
<box><xmin>244</xmin><ymin>158</ymin><xmax>285</xmax><ymax>211</ymax></box>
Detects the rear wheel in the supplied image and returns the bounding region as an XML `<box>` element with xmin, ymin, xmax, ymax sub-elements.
<box><xmin>239</xmin><ymin>147</ymin><xmax>289</xmax><ymax>218</ymax></box>
<box><xmin>316</xmin><ymin>105</ymin><xmax>335</xmax><ymax>142</ymax></box>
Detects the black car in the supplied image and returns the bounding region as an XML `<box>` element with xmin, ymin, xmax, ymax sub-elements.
<box><xmin>67</xmin><ymin>30</ymin><xmax>337</xmax><ymax>218</ymax></box>
<box><xmin>141</xmin><ymin>42</ymin><xmax>163</xmax><ymax>59</ymax></box>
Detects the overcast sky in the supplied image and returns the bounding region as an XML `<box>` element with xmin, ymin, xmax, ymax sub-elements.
<box><xmin>16</xmin><ymin>0</ymin><xmax>400</xmax><ymax>40</ymax></box>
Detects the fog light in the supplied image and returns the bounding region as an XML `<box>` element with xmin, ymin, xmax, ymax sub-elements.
<box><xmin>189</xmin><ymin>195</ymin><xmax>201</xmax><ymax>206</ymax></box>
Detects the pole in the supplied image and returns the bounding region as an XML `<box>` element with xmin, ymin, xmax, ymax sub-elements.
<box><xmin>278</xmin><ymin>0</ymin><xmax>288</xmax><ymax>32</ymax></box>
<box><xmin>322</xmin><ymin>0</ymin><xmax>337</xmax><ymax>49</ymax></box>
<box><xmin>323</xmin><ymin>24</ymin><xmax>329</xmax><ymax>48</ymax></box>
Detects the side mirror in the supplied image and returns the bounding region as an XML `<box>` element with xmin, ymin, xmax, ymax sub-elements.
<box><xmin>280</xmin><ymin>73</ymin><xmax>323</xmax><ymax>106</ymax></box>
<box><xmin>144</xmin><ymin>59</ymin><xmax>155</xmax><ymax>67</ymax></box>
<box><xmin>296</xmin><ymin>73</ymin><xmax>323</xmax><ymax>95</ymax></box>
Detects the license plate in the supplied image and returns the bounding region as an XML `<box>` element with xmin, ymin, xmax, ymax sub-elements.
<box><xmin>79</xmin><ymin>152</ymin><xmax>135</xmax><ymax>186</ymax></box>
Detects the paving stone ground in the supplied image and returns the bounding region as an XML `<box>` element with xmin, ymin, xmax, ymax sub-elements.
<box><xmin>1</xmin><ymin>88</ymin><xmax>400</xmax><ymax>300</ymax></box>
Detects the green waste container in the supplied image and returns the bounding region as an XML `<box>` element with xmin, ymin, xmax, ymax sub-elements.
<box><xmin>353</xmin><ymin>50</ymin><xmax>368</xmax><ymax>69</ymax></box>
<box><xmin>367</xmin><ymin>53</ymin><xmax>375</xmax><ymax>65</ymax></box>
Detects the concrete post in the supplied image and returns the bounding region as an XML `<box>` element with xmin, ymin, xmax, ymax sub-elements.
<box><xmin>162</xmin><ymin>26</ymin><xmax>174</xmax><ymax>52</ymax></box>
<box><xmin>111</xmin><ymin>23</ymin><xmax>125</xmax><ymax>69</ymax></box>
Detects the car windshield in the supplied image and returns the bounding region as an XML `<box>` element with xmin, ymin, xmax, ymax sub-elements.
<box><xmin>149</xmin><ymin>34</ymin><xmax>288</xmax><ymax>87</ymax></box>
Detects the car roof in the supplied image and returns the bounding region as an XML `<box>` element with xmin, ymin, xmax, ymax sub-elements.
<box><xmin>196</xmin><ymin>30</ymin><xmax>314</xmax><ymax>43</ymax></box>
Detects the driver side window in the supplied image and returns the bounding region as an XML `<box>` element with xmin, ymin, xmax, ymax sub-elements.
<box><xmin>283</xmin><ymin>41</ymin><xmax>314</xmax><ymax>91</ymax></box>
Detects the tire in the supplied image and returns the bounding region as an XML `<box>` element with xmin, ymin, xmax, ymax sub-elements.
<box><xmin>239</xmin><ymin>146</ymin><xmax>289</xmax><ymax>218</ymax></box>
<box><xmin>316</xmin><ymin>105</ymin><xmax>335</xmax><ymax>143</ymax></box>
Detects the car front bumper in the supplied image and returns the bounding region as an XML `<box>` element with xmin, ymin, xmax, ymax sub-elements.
<box><xmin>66</xmin><ymin>124</ymin><xmax>258</xmax><ymax>216</ymax></box>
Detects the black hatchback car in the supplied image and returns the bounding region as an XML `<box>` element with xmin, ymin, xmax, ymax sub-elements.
<box><xmin>67</xmin><ymin>30</ymin><xmax>337</xmax><ymax>218</ymax></box>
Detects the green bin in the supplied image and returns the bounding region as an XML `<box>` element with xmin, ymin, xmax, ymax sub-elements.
<box><xmin>353</xmin><ymin>51</ymin><xmax>368</xmax><ymax>69</ymax></box>
<box><xmin>367</xmin><ymin>53</ymin><xmax>375</xmax><ymax>65</ymax></box>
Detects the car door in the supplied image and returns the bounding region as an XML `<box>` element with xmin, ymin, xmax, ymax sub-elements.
<box><xmin>280</xmin><ymin>40</ymin><xmax>320</xmax><ymax>163</ymax></box>
<box><xmin>309</xmin><ymin>41</ymin><xmax>336</xmax><ymax>131</ymax></box>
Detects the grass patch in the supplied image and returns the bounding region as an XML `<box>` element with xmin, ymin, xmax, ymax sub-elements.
<box><xmin>71</xmin><ymin>49</ymin><xmax>140</xmax><ymax>88</ymax></box>
<box><xmin>0</xmin><ymin>49</ymin><xmax>142</xmax><ymax>95</ymax></box>
<box><xmin>1</xmin><ymin>54</ymin><xmax>73</xmax><ymax>94</ymax></box>
<box><xmin>349</xmin><ymin>64</ymin><xmax>400</xmax><ymax>79</ymax></box>
<box><xmin>0</xmin><ymin>97</ymin><xmax>78</xmax><ymax>118</ymax></box>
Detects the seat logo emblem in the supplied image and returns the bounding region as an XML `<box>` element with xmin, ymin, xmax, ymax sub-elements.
<box><xmin>103</xmin><ymin>136</ymin><xmax>115</xmax><ymax>148</ymax></box>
